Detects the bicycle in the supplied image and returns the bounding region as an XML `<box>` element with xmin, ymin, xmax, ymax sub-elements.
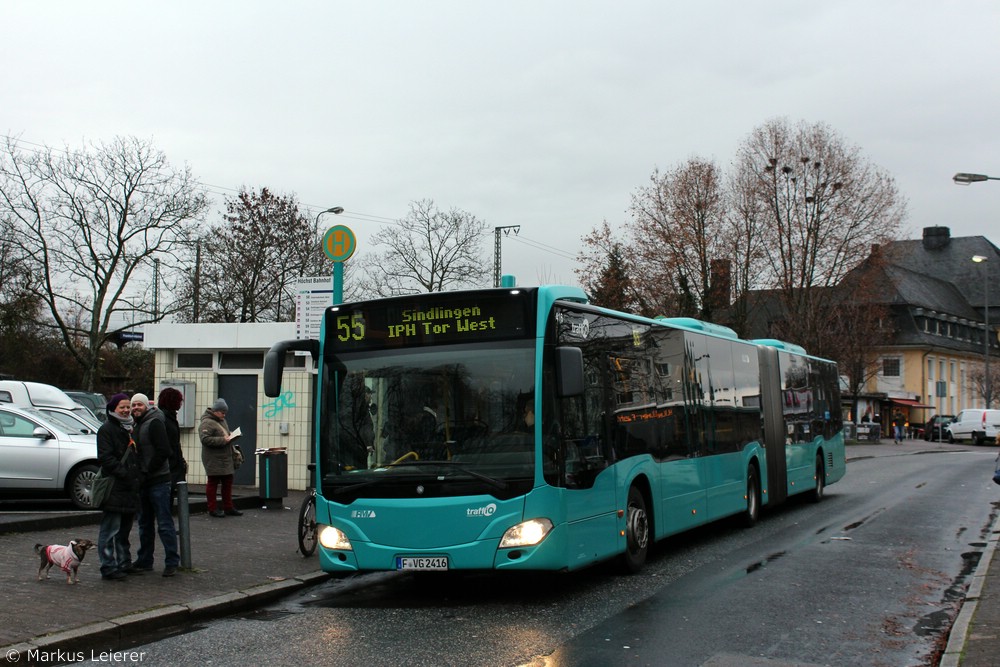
<box><xmin>298</xmin><ymin>464</ymin><xmax>318</xmax><ymax>557</ymax></box>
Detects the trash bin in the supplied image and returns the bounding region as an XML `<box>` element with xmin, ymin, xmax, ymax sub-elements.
<box><xmin>258</xmin><ymin>448</ymin><xmax>288</xmax><ymax>506</ymax></box>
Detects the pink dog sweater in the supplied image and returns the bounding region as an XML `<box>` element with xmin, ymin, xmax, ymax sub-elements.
<box><xmin>45</xmin><ymin>543</ymin><xmax>82</xmax><ymax>574</ymax></box>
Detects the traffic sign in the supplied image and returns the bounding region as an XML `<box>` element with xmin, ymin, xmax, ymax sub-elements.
<box><xmin>322</xmin><ymin>225</ymin><xmax>356</xmax><ymax>262</ymax></box>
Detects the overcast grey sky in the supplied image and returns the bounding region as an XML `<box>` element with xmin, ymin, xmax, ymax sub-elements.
<box><xmin>5</xmin><ymin>1</ymin><xmax>999</xmax><ymax>288</ymax></box>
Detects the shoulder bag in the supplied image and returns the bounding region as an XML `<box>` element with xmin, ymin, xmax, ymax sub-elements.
<box><xmin>89</xmin><ymin>446</ymin><xmax>132</xmax><ymax>509</ymax></box>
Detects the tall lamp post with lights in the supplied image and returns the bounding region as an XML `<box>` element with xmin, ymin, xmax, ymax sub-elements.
<box><xmin>954</xmin><ymin>172</ymin><xmax>996</xmax><ymax>407</ymax></box>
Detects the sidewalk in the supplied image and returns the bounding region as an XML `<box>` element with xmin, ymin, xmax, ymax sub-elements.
<box><xmin>0</xmin><ymin>485</ymin><xmax>328</xmax><ymax>664</ymax></box>
<box><xmin>0</xmin><ymin>440</ymin><xmax>997</xmax><ymax>665</ymax></box>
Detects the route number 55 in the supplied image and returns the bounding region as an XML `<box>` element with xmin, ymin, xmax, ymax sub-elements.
<box><xmin>337</xmin><ymin>314</ymin><xmax>365</xmax><ymax>341</ymax></box>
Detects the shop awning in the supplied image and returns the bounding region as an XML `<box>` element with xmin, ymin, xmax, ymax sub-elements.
<box><xmin>888</xmin><ymin>398</ymin><xmax>935</xmax><ymax>408</ymax></box>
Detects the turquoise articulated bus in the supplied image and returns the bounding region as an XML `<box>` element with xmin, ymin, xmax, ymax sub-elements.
<box><xmin>264</xmin><ymin>284</ymin><xmax>845</xmax><ymax>574</ymax></box>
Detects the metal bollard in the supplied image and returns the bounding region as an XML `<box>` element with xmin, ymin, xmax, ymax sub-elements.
<box><xmin>176</xmin><ymin>481</ymin><xmax>192</xmax><ymax>569</ymax></box>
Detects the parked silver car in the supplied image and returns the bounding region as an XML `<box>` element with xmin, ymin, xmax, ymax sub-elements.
<box><xmin>36</xmin><ymin>405</ymin><xmax>101</xmax><ymax>435</ymax></box>
<box><xmin>0</xmin><ymin>404</ymin><xmax>99</xmax><ymax>509</ymax></box>
<box><xmin>0</xmin><ymin>380</ymin><xmax>98</xmax><ymax>425</ymax></box>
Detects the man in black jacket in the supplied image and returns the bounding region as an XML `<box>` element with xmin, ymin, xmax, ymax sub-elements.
<box><xmin>131</xmin><ymin>393</ymin><xmax>180</xmax><ymax>577</ymax></box>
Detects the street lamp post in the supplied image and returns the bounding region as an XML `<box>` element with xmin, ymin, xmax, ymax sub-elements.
<box><xmin>973</xmin><ymin>255</ymin><xmax>992</xmax><ymax>408</ymax></box>
<box><xmin>954</xmin><ymin>173</ymin><xmax>1000</xmax><ymax>185</ymax></box>
<box><xmin>955</xmin><ymin>172</ymin><xmax>997</xmax><ymax>408</ymax></box>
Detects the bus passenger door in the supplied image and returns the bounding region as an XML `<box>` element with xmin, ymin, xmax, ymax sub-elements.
<box><xmin>551</xmin><ymin>352</ymin><xmax>619</xmax><ymax>567</ymax></box>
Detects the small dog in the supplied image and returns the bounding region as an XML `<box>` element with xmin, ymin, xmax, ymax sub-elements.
<box><xmin>35</xmin><ymin>539</ymin><xmax>96</xmax><ymax>584</ymax></box>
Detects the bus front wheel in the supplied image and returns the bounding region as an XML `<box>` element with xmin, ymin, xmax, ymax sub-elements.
<box><xmin>621</xmin><ymin>485</ymin><xmax>649</xmax><ymax>573</ymax></box>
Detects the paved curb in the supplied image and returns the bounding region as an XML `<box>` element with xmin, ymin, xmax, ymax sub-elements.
<box><xmin>0</xmin><ymin>492</ymin><xmax>262</xmax><ymax>536</ymax></box>
<box><xmin>1</xmin><ymin>571</ymin><xmax>330</xmax><ymax>665</ymax></box>
<box><xmin>940</xmin><ymin>508</ymin><xmax>1000</xmax><ymax>667</ymax></box>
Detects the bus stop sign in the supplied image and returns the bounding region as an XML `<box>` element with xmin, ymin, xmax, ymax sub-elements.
<box><xmin>323</xmin><ymin>225</ymin><xmax>356</xmax><ymax>263</ymax></box>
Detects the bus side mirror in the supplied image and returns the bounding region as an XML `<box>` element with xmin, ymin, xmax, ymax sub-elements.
<box><xmin>555</xmin><ymin>346</ymin><xmax>584</xmax><ymax>398</ymax></box>
<box><xmin>264</xmin><ymin>339</ymin><xmax>319</xmax><ymax>397</ymax></box>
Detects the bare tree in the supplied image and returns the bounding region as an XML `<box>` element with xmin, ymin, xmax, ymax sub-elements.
<box><xmin>968</xmin><ymin>365</ymin><xmax>1000</xmax><ymax>410</ymax></box>
<box><xmin>0</xmin><ymin>136</ymin><xmax>208</xmax><ymax>389</ymax></box>
<box><xmin>732</xmin><ymin>118</ymin><xmax>906</xmax><ymax>351</ymax></box>
<box><xmin>575</xmin><ymin>220</ymin><xmax>646</xmax><ymax>313</ymax></box>
<box><xmin>825</xmin><ymin>258</ymin><xmax>895</xmax><ymax>418</ymax></box>
<box><xmin>0</xmin><ymin>214</ymin><xmax>46</xmax><ymax>376</ymax></box>
<box><xmin>722</xmin><ymin>161</ymin><xmax>771</xmax><ymax>337</ymax></box>
<box><xmin>627</xmin><ymin>158</ymin><xmax>735</xmax><ymax>320</ymax></box>
<box><xmin>180</xmin><ymin>187</ymin><xmax>329</xmax><ymax>322</ymax></box>
<box><xmin>357</xmin><ymin>199</ymin><xmax>490</xmax><ymax>296</ymax></box>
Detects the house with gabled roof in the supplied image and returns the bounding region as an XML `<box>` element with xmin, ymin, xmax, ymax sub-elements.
<box><xmin>733</xmin><ymin>226</ymin><xmax>998</xmax><ymax>432</ymax></box>
<box><xmin>847</xmin><ymin>226</ymin><xmax>998</xmax><ymax>427</ymax></box>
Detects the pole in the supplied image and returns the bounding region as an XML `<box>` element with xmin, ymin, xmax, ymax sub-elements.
<box><xmin>333</xmin><ymin>262</ymin><xmax>344</xmax><ymax>305</ymax></box>
<box><xmin>985</xmin><ymin>265</ymin><xmax>992</xmax><ymax>408</ymax></box>
<box><xmin>176</xmin><ymin>481</ymin><xmax>191</xmax><ymax>569</ymax></box>
<box><xmin>955</xmin><ymin>176</ymin><xmax>997</xmax><ymax>406</ymax></box>
<box><xmin>493</xmin><ymin>225</ymin><xmax>520</xmax><ymax>287</ymax></box>
<box><xmin>974</xmin><ymin>255</ymin><xmax>992</xmax><ymax>408</ymax></box>
<box><xmin>153</xmin><ymin>258</ymin><xmax>160</xmax><ymax>319</ymax></box>
<box><xmin>192</xmin><ymin>240</ymin><xmax>201</xmax><ymax>322</ymax></box>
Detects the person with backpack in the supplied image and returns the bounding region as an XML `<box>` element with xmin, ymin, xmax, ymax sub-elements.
<box><xmin>156</xmin><ymin>387</ymin><xmax>188</xmax><ymax>506</ymax></box>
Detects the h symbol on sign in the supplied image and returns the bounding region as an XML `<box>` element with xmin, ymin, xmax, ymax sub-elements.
<box><xmin>331</xmin><ymin>231</ymin><xmax>349</xmax><ymax>254</ymax></box>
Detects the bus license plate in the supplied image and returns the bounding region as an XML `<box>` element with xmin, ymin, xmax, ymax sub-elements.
<box><xmin>396</xmin><ymin>556</ymin><xmax>448</xmax><ymax>571</ymax></box>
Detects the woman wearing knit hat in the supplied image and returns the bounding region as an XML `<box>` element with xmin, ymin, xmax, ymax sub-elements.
<box><xmin>95</xmin><ymin>393</ymin><xmax>142</xmax><ymax>580</ymax></box>
<box><xmin>199</xmin><ymin>397</ymin><xmax>241</xmax><ymax>517</ymax></box>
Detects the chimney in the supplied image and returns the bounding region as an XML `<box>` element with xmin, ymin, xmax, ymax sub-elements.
<box><xmin>708</xmin><ymin>259</ymin><xmax>732</xmax><ymax>311</ymax></box>
<box><xmin>923</xmin><ymin>226</ymin><xmax>951</xmax><ymax>251</ymax></box>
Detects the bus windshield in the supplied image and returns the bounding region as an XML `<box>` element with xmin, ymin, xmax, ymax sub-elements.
<box><xmin>319</xmin><ymin>341</ymin><xmax>537</xmax><ymax>499</ymax></box>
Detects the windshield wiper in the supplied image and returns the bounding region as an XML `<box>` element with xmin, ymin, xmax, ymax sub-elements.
<box><xmin>390</xmin><ymin>460</ymin><xmax>508</xmax><ymax>491</ymax></box>
<box><xmin>329</xmin><ymin>478</ymin><xmax>382</xmax><ymax>496</ymax></box>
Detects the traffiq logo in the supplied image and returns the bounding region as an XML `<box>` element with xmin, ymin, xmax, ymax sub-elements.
<box><xmin>467</xmin><ymin>503</ymin><xmax>497</xmax><ymax>517</ymax></box>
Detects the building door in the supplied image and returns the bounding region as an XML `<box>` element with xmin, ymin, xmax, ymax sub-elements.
<box><xmin>218</xmin><ymin>375</ymin><xmax>258</xmax><ymax>486</ymax></box>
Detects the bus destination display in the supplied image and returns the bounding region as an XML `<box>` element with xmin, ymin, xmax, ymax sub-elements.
<box><xmin>325</xmin><ymin>292</ymin><xmax>533</xmax><ymax>350</ymax></box>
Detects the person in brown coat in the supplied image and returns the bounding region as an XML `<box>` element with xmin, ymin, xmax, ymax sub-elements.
<box><xmin>199</xmin><ymin>398</ymin><xmax>242</xmax><ymax>517</ymax></box>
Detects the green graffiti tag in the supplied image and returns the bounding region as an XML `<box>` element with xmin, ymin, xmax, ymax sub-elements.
<box><xmin>263</xmin><ymin>391</ymin><xmax>296</xmax><ymax>418</ymax></box>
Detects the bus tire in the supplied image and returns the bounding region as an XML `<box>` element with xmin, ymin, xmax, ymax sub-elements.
<box><xmin>741</xmin><ymin>465</ymin><xmax>761</xmax><ymax>528</ymax></box>
<box><xmin>620</xmin><ymin>485</ymin><xmax>649</xmax><ymax>574</ymax></box>
<box><xmin>809</xmin><ymin>454</ymin><xmax>825</xmax><ymax>503</ymax></box>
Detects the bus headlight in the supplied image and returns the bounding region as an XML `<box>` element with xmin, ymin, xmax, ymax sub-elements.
<box><xmin>499</xmin><ymin>518</ymin><xmax>553</xmax><ymax>548</ymax></box>
<box><xmin>318</xmin><ymin>525</ymin><xmax>353</xmax><ymax>551</ymax></box>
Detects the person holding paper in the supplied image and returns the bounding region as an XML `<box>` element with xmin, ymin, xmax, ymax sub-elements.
<box><xmin>199</xmin><ymin>398</ymin><xmax>242</xmax><ymax>517</ymax></box>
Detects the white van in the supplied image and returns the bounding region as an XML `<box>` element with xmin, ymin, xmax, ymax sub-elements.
<box><xmin>0</xmin><ymin>381</ymin><xmax>97</xmax><ymax>424</ymax></box>
<box><xmin>946</xmin><ymin>409</ymin><xmax>1000</xmax><ymax>445</ymax></box>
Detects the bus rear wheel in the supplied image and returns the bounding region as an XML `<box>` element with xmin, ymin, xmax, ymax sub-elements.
<box><xmin>741</xmin><ymin>465</ymin><xmax>760</xmax><ymax>527</ymax></box>
<box><xmin>809</xmin><ymin>454</ymin><xmax>826</xmax><ymax>503</ymax></box>
<box><xmin>621</xmin><ymin>485</ymin><xmax>649</xmax><ymax>573</ymax></box>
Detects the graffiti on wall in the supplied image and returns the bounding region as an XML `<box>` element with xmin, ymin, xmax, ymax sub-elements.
<box><xmin>263</xmin><ymin>391</ymin><xmax>296</xmax><ymax>419</ymax></box>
